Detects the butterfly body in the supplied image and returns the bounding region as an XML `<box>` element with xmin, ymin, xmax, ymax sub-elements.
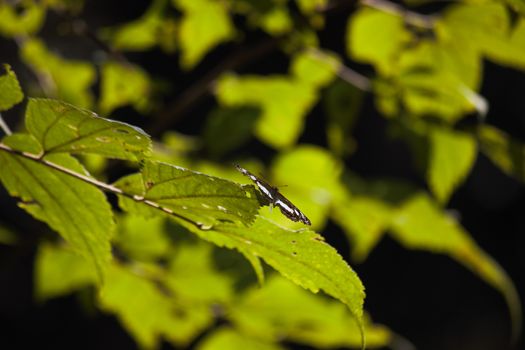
<box><xmin>235</xmin><ymin>164</ymin><xmax>311</xmax><ymax>225</ymax></box>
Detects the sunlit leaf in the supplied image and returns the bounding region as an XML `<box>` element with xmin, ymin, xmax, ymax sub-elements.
<box><xmin>115</xmin><ymin>160</ymin><xmax>261</xmax><ymax>228</ymax></box>
<box><xmin>215</xmin><ymin>74</ymin><xmax>317</xmax><ymax>149</ymax></box>
<box><xmin>176</xmin><ymin>216</ymin><xmax>366</xmax><ymax>346</ymax></box>
<box><xmin>347</xmin><ymin>7</ymin><xmax>411</xmax><ymax>75</ymax></box>
<box><xmin>295</xmin><ymin>0</ymin><xmax>328</xmax><ymax>14</ymax></box>
<box><xmin>390</xmin><ymin>193</ymin><xmax>522</xmax><ymax>340</ymax></box>
<box><xmin>99</xmin><ymin>61</ymin><xmax>151</xmax><ymax>115</ymax></box>
<box><xmin>165</xmin><ymin>237</ymin><xmax>235</xmax><ymax>304</ymax></box>
<box><xmin>173</xmin><ymin>0</ymin><xmax>234</xmax><ymax>69</ymax></box>
<box><xmin>427</xmin><ymin>126</ymin><xmax>477</xmax><ymax>204</ymax></box>
<box><xmin>20</xmin><ymin>38</ymin><xmax>96</xmax><ymax>108</ymax></box>
<box><xmin>231</xmin><ymin>275</ymin><xmax>391</xmax><ymax>348</ymax></box>
<box><xmin>98</xmin><ymin>264</ymin><xmax>213</xmax><ymax>349</ymax></box>
<box><xmin>101</xmin><ymin>0</ymin><xmax>167</xmax><ymax>51</ymax></box>
<box><xmin>437</xmin><ymin>3</ymin><xmax>525</xmax><ymax>70</ymax></box>
<box><xmin>258</xmin><ymin>6</ymin><xmax>293</xmax><ymax>35</ymax></box>
<box><xmin>291</xmin><ymin>50</ymin><xmax>339</xmax><ymax>89</ymax></box>
<box><xmin>477</xmin><ymin>124</ymin><xmax>525</xmax><ymax>181</ymax></box>
<box><xmin>26</xmin><ymin>98</ymin><xmax>151</xmax><ymax>161</ymax></box>
<box><xmin>116</xmin><ymin>215</ymin><xmax>171</xmax><ymax>261</ymax></box>
<box><xmin>0</xmin><ymin>134</ymin><xmax>114</xmax><ymax>280</ymax></box>
<box><xmin>0</xmin><ymin>2</ymin><xmax>45</xmax><ymax>37</ymax></box>
<box><xmin>34</xmin><ymin>243</ymin><xmax>96</xmax><ymax>301</ymax></box>
<box><xmin>197</xmin><ymin>327</ymin><xmax>286</xmax><ymax>350</ymax></box>
<box><xmin>0</xmin><ymin>64</ymin><xmax>24</xmax><ymax>111</ymax></box>
<box><xmin>332</xmin><ymin>196</ymin><xmax>392</xmax><ymax>262</ymax></box>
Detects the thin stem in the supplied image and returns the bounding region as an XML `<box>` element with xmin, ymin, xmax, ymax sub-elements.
<box><xmin>0</xmin><ymin>113</ymin><xmax>13</xmax><ymax>136</ymax></box>
<box><xmin>360</xmin><ymin>0</ymin><xmax>436</xmax><ymax>28</ymax></box>
<box><xmin>0</xmin><ymin>143</ymin><xmax>200</xmax><ymax>228</ymax></box>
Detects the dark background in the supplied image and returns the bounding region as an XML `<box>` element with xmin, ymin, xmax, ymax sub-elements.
<box><xmin>1</xmin><ymin>1</ymin><xmax>524</xmax><ymax>349</ymax></box>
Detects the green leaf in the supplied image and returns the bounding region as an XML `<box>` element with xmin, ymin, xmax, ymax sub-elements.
<box><xmin>215</xmin><ymin>74</ymin><xmax>317</xmax><ymax>149</ymax></box>
<box><xmin>427</xmin><ymin>126</ymin><xmax>477</xmax><ymax>204</ymax></box>
<box><xmin>477</xmin><ymin>124</ymin><xmax>525</xmax><ymax>181</ymax></box>
<box><xmin>390</xmin><ymin>193</ymin><xmax>522</xmax><ymax>341</ymax></box>
<box><xmin>197</xmin><ymin>327</ymin><xmax>287</xmax><ymax>350</ymax></box>
<box><xmin>116</xmin><ymin>215</ymin><xmax>171</xmax><ymax>262</ymax></box>
<box><xmin>165</xmin><ymin>237</ymin><xmax>235</xmax><ymax>304</ymax></box>
<box><xmin>101</xmin><ymin>0</ymin><xmax>167</xmax><ymax>51</ymax></box>
<box><xmin>34</xmin><ymin>243</ymin><xmax>96</xmax><ymax>301</ymax></box>
<box><xmin>99</xmin><ymin>61</ymin><xmax>151</xmax><ymax>115</ymax></box>
<box><xmin>295</xmin><ymin>0</ymin><xmax>328</xmax><ymax>14</ymax></box>
<box><xmin>98</xmin><ymin>264</ymin><xmax>213</xmax><ymax>349</ymax></box>
<box><xmin>231</xmin><ymin>275</ymin><xmax>391</xmax><ymax>348</ymax></box>
<box><xmin>20</xmin><ymin>38</ymin><xmax>96</xmax><ymax>108</ymax></box>
<box><xmin>0</xmin><ymin>135</ymin><xmax>114</xmax><ymax>280</ymax></box>
<box><xmin>173</xmin><ymin>0</ymin><xmax>234</xmax><ymax>69</ymax></box>
<box><xmin>203</xmin><ymin>107</ymin><xmax>259</xmax><ymax>158</ymax></box>
<box><xmin>437</xmin><ymin>3</ymin><xmax>525</xmax><ymax>69</ymax></box>
<box><xmin>178</xmin><ymin>217</ymin><xmax>366</xmax><ymax>347</ymax></box>
<box><xmin>0</xmin><ymin>64</ymin><xmax>24</xmax><ymax>111</ymax></box>
<box><xmin>291</xmin><ymin>50</ymin><xmax>339</xmax><ymax>89</ymax></box>
<box><xmin>347</xmin><ymin>7</ymin><xmax>411</xmax><ymax>75</ymax></box>
<box><xmin>26</xmin><ymin>98</ymin><xmax>151</xmax><ymax>161</ymax></box>
<box><xmin>115</xmin><ymin>160</ymin><xmax>261</xmax><ymax>228</ymax></box>
<box><xmin>332</xmin><ymin>196</ymin><xmax>392</xmax><ymax>262</ymax></box>
<box><xmin>0</xmin><ymin>2</ymin><xmax>46</xmax><ymax>37</ymax></box>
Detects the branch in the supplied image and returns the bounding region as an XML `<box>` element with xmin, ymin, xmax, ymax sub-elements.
<box><xmin>360</xmin><ymin>0</ymin><xmax>436</xmax><ymax>28</ymax></box>
<box><xmin>0</xmin><ymin>143</ymin><xmax>201</xmax><ymax>228</ymax></box>
<box><xmin>0</xmin><ymin>113</ymin><xmax>12</xmax><ymax>136</ymax></box>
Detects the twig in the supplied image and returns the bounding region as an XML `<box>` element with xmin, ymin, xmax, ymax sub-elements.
<box><xmin>0</xmin><ymin>143</ymin><xmax>201</xmax><ymax>229</ymax></box>
<box><xmin>360</xmin><ymin>0</ymin><xmax>436</xmax><ymax>28</ymax></box>
<box><xmin>0</xmin><ymin>113</ymin><xmax>13</xmax><ymax>136</ymax></box>
<box><xmin>308</xmin><ymin>48</ymin><xmax>371</xmax><ymax>91</ymax></box>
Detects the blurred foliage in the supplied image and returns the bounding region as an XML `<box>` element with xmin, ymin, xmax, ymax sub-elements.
<box><xmin>1</xmin><ymin>0</ymin><xmax>525</xmax><ymax>349</ymax></box>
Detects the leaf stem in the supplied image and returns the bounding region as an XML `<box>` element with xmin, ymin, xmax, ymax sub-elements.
<box><xmin>0</xmin><ymin>143</ymin><xmax>200</xmax><ymax>228</ymax></box>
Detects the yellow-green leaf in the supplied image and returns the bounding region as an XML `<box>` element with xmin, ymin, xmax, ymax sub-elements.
<box><xmin>173</xmin><ymin>0</ymin><xmax>234</xmax><ymax>69</ymax></box>
<box><xmin>291</xmin><ymin>50</ymin><xmax>339</xmax><ymax>88</ymax></box>
<box><xmin>390</xmin><ymin>193</ymin><xmax>522</xmax><ymax>340</ymax></box>
<box><xmin>116</xmin><ymin>215</ymin><xmax>171</xmax><ymax>261</ymax></box>
<box><xmin>26</xmin><ymin>98</ymin><xmax>151</xmax><ymax>161</ymax></box>
<box><xmin>0</xmin><ymin>2</ymin><xmax>45</xmax><ymax>37</ymax></box>
<box><xmin>34</xmin><ymin>243</ymin><xmax>96</xmax><ymax>301</ymax></box>
<box><xmin>20</xmin><ymin>38</ymin><xmax>95</xmax><ymax>108</ymax></box>
<box><xmin>215</xmin><ymin>74</ymin><xmax>317</xmax><ymax>149</ymax></box>
<box><xmin>231</xmin><ymin>275</ymin><xmax>390</xmax><ymax>348</ymax></box>
<box><xmin>0</xmin><ymin>136</ymin><xmax>114</xmax><ymax>280</ymax></box>
<box><xmin>347</xmin><ymin>7</ymin><xmax>411</xmax><ymax>75</ymax></box>
<box><xmin>477</xmin><ymin>124</ymin><xmax>525</xmax><ymax>182</ymax></box>
<box><xmin>197</xmin><ymin>327</ymin><xmax>286</xmax><ymax>350</ymax></box>
<box><xmin>98</xmin><ymin>264</ymin><xmax>213</xmax><ymax>349</ymax></box>
<box><xmin>0</xmin><ymin>64</ymin><xmax>24</xmax><ymax>111</ymax></box>
<box><xmin>332</xmin><ymin>196</ymin><xmax>392</xmax><ymax>262</ymax></box>
<box><xmin>99</xmin><ymin>61</ymin><xmax>151</xmax><ymax>115</ymax></box>
<box><xmin>115</xmin><ymin>160</ymin><xmax>261</xmax><ymax>228</ymax></box>
<box><xmin>178</xmin><ymin>216</ymin><xmax>366</xmax><ymax>347</ymax></box>
<box><xmin>427</xmin><ymin>127</ymin><xmax>477</xmax><ymax>204</ymax></box>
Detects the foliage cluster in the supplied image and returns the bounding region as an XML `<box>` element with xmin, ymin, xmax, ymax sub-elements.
<box><xmin>1</xmin><ymin>0</ymin><xmax>525</xmax><ymax>349</ymax></box>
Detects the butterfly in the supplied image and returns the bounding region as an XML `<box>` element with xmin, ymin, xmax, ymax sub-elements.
<box><xmin>235</xmin><ymin>164</ymin><xmax>311</xmax><ymax>225</ymax></box>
